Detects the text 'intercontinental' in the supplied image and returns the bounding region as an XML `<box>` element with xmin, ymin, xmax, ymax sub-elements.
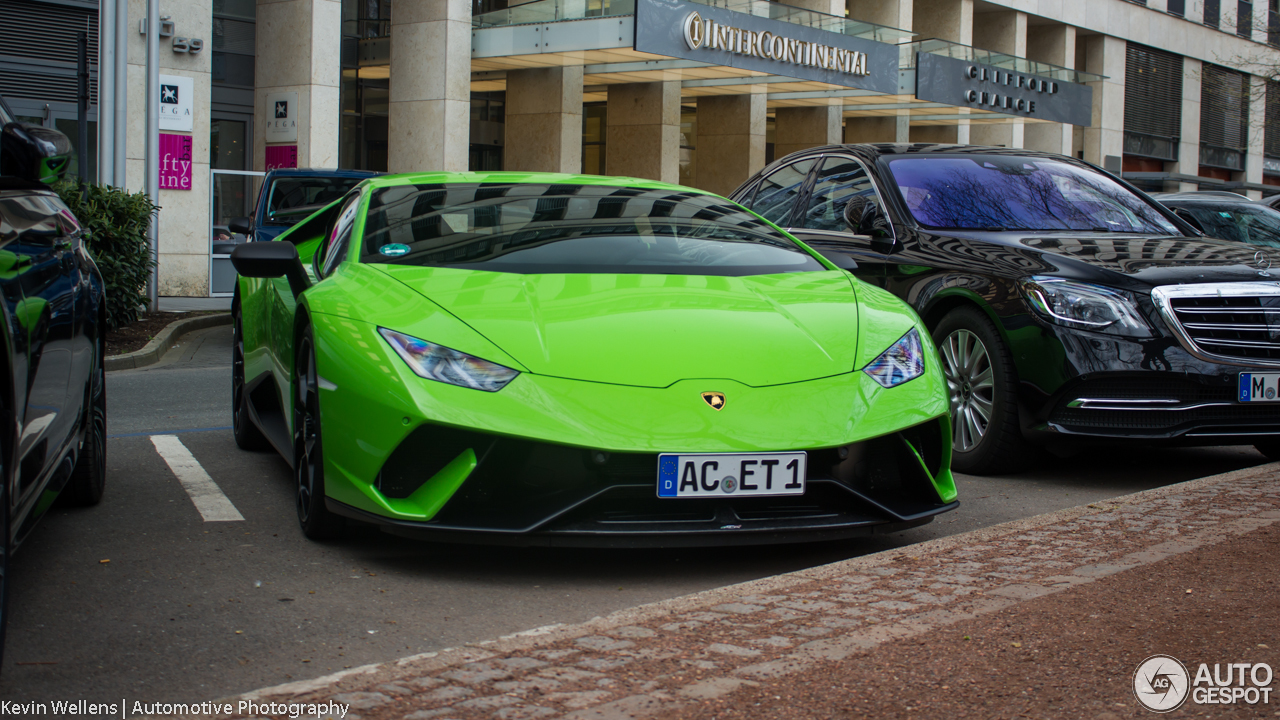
<box><xmin>682</xmin><ymin>11</ymin><xmax>870</xmax><ymax>76</ymax></box>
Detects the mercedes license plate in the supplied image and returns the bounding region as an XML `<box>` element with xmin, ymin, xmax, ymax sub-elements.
<box><xmin>657</xmin><ymin>452</ymin><xmax>806</xmax><ymax>498</ymax></box>
<box><xmin>1239</xmin><ymin>373</ymin><xmax>1280</xmax><ymax>402</ymax></box>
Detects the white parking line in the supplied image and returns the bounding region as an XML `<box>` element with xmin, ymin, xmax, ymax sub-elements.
<box><xmin>151</xmin><ymin>434</ymin><xmax>245</xmax><ymax>522</ymax></box>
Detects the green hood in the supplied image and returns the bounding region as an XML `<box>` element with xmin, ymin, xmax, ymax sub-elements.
<box><xmin>377</xmin><ymin>266</ymin><xmax>861</xmax><ymax>388</ymax></box>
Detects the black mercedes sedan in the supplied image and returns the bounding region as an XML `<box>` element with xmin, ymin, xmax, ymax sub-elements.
<box><xmin>730</xmin><ymin>144</ymin><xmax>1280</xmax><ymax>474</ymax></box>
<box><xmin>0</xmin><ymin>95</ymin><xmax>108</xmax><ymax>666</ymax></box>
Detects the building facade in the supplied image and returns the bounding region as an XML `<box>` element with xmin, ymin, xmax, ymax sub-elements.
<box><xmin>3</xmin><ymin>0</ymin><xmax>1280</xmax><ymax>296</ymax></box>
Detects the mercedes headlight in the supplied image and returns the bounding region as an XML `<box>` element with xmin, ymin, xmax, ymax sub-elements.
<box><xmin>1020</xmin><ymin>276</ymin><xmax>1151</xmax><ymax>337</ymax></box>
<box><xmin>863</xmin><ymin>328</ymin><xmax>926</xmax><ymax>388</ymax></box>
<box><xmin>379</xmin><ymin>328</ymin><xmax>519</xmax><ymax>392</ymax></box>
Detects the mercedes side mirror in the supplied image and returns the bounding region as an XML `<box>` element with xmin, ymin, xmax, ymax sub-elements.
<box><xmin>230</xmin><ymin>241</ymin><xmax>311</xmax><ymax>299</ymax></box>
<box><xmin>1</xmin><ymin>122</ymin><xmax>73</xmax><ymax>184</ymax></box>
<box><xmin>1173</xmin><ymin>208</ymin><xmax>1205</xmax><ymax>235</ymax></box>
<box><xmin>228</xmin><ymin>217</ymin><xmax>253</xmax><ymax>235</ymax></box>
<box><xmin>843</xmin><ymin>196</ymin><xmax>896</xmax><ymax>254</ymax></box>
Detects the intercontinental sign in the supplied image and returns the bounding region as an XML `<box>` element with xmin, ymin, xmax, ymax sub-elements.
<box><xmin>681</xmin><ymin>11</ymin><xmax>871</xmax><ymax>78</ymax></box>
<box><xmin>635</xmin><ymin>0</ymin><xmax>898</xmax><ymax>94</ymax></box>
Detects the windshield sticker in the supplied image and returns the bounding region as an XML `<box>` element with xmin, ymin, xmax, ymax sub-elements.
<box><xmin>379</xmin><ymin>243</ymin><xmax>410</xmax><ymax>257</ymax></box>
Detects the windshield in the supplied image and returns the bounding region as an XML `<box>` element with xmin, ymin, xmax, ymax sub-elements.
<box><xmin>265</xmin><ymin>177</ymin><xmax>364</xmax><ymax>226</ymax></box>
<box><xmin>1175</xmin><ymin>202</ymin><xmax>1280</xmax><ymax>248</ymax></box>
<box><xmin>360</xmin><ymin>183</ymin><xmax>825</xmax><ymax>276</ymax></box>
<box><xmin>887</xmin><ymin>155</ymin><xmax>1180</xmax><ymax>234</ymax></box>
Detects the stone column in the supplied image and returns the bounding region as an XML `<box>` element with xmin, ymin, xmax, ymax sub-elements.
<box><xmin>847</xmin><ymin>0</ymin><xmax>911</xmax><ymax>30</ymax></box>
<box><xmin>909</xmin><ymin>0</ymin><xmax>973</xmax><ymax>144</ymax></box>
<box><xmin>1244</xmin><ymin>74</ymin><xmax>1267</xmax><ymax>199</ymax></box>
<box><xmin>849</xmin><ymin>0</ymin><xmax>912</xmax><ymax>144</ymax></box>
<box><xmin>1172</xmin><ymin>57</ymin><xmax>1202</xmax><ymax>191</ymax></box>
<box><xmin>969</xmin><ymin>10</ymin><xmax>1026</xmax><ymax>148</ymax></box>
<box><xmin>1082</xmin><ymin>35</ymin><xmax>1125</xmax><ymax>168</ymax></box>
<box><xmin>606</xmin><ymin>82</ymin><xmax>681</xmax><ymax>183</ymax></box>
<box><xmin>844</xmin><ymin>116</ymin><xmax>898</xmax><ymax>143</ymax></box>
<box><xmin>388</xmin><ymin>0</ymin><xmax>471</xmax><ymax>173</ymax></box>
<box><xmin>774</xmin><ymin>105</ymin><xmax>842</xmax><ymax>158</ymax></box>
<box><xmin>504</xmin><ymin>67</ymin><xmax>583</xmax><ymax>173</ymax></box>
<box><xmin>254</xmin><ymin>0</ymin><xmax>342</xmax><ymax>170</ymax></box>
<box><xmin>1023</xmin><ymin>24</ymin><xmax>1076</xmax><ymax>156</ymax></box>
<box><xmin>126</xmin><ymin>0</ymin><xmax>214</xmax><ymax>296</ymax></box>
<box><xmin>778</xmin><ymin>0</ymin><xmax>844</xmax><ymax>15</ymax></box>
<box><xmin>694</xmin><ymin>93</ymin><xmax>766</xmax><ymax>196</ymax></box>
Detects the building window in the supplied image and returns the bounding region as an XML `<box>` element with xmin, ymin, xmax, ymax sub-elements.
<box><xmin>1238</xmin><ymin>0</ymin><xmax>1255</xmax><ymax>37</ymax></box>
<box><xmin>469</xmin><ymin>92</ymin><xmax>504</xmax><ymax>171</ymax></box>
<box><xmin>1168</xmin><ymin>0</ymin><xmax>1185</xmax><ymax>16</ymax></box>
<box><xmin>582</xmin><ymin>104</ymin><xmax>606</xmax><ymax>175</ymax></box>
<box><xmin>1200</xmin><ymin>64</ymin><xmax>1251</xmax><ymax>171</ymax></box>
<box><xmin>1206</xmin><ymin>0</ymin><xmax>1221</xmax><ymax>28</ymax></box>
<box><xmin>1124</xmin><ymin>44</ymin><xmax>1183</xmax><ymax>161</ymax></box>
<box><xmin>1266</xmin><ymin>79</ymin><xmax>1280</xmax><ymax>159</ymax></box>
<box><xmin>212</xmin><ymin>0</ymin><xmax>256</xmax><ymax>88</ymax></box>
<box><xmin>1270</xmin><ymin>0</ymin><xmax>1280</xmax><ymax>45</ymax></box>
<box><xmin>339</xmin><ymin>0</ymin><xmax>391</xmax><ymax>171</ymax></box>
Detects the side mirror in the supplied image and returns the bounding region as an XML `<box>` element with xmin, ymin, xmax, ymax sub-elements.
<box><xmin>230</xmin><ymin>241</ymin><xmax>312</xmax><ymax>299</ymax></box>
<box><xmin>228</xmin><ymin>217</ymin><xmax>253</xmax><ymax>235</ymax></box>
<box><xmin>843</xmin><ymin>197</ymin><xmax>897</xmax><ymax>254</ymax></box>
<box><xmin>1</xmin><ymin>122</ymin><xmax>73</xmax><ymax>184</ymax></box>
<box><xmin>817</xmin><ymin>250</ymin><xmax>858</xmax><ymax>271</ymax></box>
<box><xmin>1173</xmin><ymin>208</ymin><xmax>1205</xmax><ymax>235</ymax></box>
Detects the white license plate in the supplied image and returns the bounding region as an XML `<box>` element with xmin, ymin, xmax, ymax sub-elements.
<box><xmin>657</xmin><ymin>452</ymin><xmax>806</xmax><ymax>498</ymax></box>
<box><xmin>1239</xmin><ymin>373</ymin><xmax>1280</xmax><ymax>402</ymax></box>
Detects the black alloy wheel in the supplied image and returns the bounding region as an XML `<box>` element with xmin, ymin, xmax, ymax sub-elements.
<box><xmin>63</xmin><ymin>334</ymin><xmax>106</xmax><ymax>505</ymax></box>
<box><xmin>293</xmin><ymin>321</ymin><xmax>343</xmax><ymax>539</ymax></box>
<box><xmin>232</xmin><ymin>299</ymin><xmax>270</xmax><ymax>451</ymax></box>
<box><xmin>932</xmin><ymin>306</ymin><xmax>1038</xmax><ymax>475</ymax></box>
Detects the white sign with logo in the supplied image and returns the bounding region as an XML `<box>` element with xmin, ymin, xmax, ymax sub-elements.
<box><xmin>158</xmin><ymin>74</ymin><xmax>194</xmax><ymax>132</ymax></box>
<box><xmin>264</xmin><ymin>92</ymin><xmax>299</xmax><ymax>143</ymax></box>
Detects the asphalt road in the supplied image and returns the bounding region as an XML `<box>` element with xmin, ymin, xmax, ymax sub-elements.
<box><xmin>0</xmin><ymin>325</ymin><xmax>1267</xmax><ymax>708</ymax></box>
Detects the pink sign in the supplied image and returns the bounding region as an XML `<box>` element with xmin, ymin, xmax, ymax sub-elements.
<box><xmin>266</xmin><ymin>144</ymin><xmax>298</xmax><ymax>170</ymax></box>
<box><xmin>159</xmin><ymin>133</ymin><xmax>193</xmax><ymax>190</ymax></box>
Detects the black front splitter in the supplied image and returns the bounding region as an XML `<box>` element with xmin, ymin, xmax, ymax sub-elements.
<box><xmin>325</xmin><ymin>498</ymin><xmax>957</xmax><ymax>548</ymax></box>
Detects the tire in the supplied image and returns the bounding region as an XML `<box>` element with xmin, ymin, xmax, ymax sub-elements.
<box><xmin>62</xmin><ymin>334</ymin><xmax>106</xmax><ymax>506</ymax></box>
<box><xmin>293</xmin><ymin>320</ymin><xmax>343</xmax><ymax>539</ymax></box>
<box><xmin>1254</xmin><ymin>440</ymin><xmax>1280</xmax><ymax>462</ymax></box>
<box><xmin>232</xmin><ymin>299</ymin><xmax>271</xmax><ymax>451</ymax></box>
<box><xmin>932</xmin><ymin>306</ymin><xmax>1038</xmax><ymax>475</ymax></box>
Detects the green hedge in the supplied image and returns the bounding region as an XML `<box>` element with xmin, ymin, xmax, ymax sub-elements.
<box><xmin>55</xmin><ymin>181</ymin><xmax>158</xmax><ymax>330</ymax></box>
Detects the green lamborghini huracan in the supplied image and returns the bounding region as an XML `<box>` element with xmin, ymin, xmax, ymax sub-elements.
<box><xmin>230</xmin><ymin>172</ymin><xmax>957</xmax><ymax>546</ymax></box>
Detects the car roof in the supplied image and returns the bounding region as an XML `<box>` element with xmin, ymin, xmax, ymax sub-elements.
<box><xmin>1150</xmin><ymin>190</ymin><xmax>1252</xmax><ymax>201</ymax></box>
<box><xmin>266</xmin><ymin>168</ymin><xmax>380</xmax><ymax>180</ymax></box>
<box><xmin>361</xmin><ymin>171</ymin><xmax>702</xmax><ymax>194</ymax></box>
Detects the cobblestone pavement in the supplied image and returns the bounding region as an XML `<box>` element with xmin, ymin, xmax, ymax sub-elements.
<box><xmin>205</xmin><ymin>463</ymin><xmax>1280</xmax><ymax>720</ymax></box>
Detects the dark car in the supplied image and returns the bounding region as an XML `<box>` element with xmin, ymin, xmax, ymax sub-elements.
<box><xmin>730</xmin><ymin>144</ymin><xmax>1280</xmax><ymax>474</ymax></box>
<box><xmin>1153</xmin><ymin>191</ymin><xmax>1280</xmax><ymax>249</ymax></box>
<box><xmin>225</xmin><ymin>168</ymin><xmax>377</xmax><ymax>246</ymax></box>
<box><xmin>0</xmin><ymin>95</ymin><xmax>107</xmax><ymax>664</ymax></box>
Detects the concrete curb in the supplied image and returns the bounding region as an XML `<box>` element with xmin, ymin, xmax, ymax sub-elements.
<box><xmin>105</xmin><ymin>313</ymin><xmax>232</xmax><ymax>371</ymax></box>
<box><xmin>215</xmin><ymin>460</ymin><xmax>1279</xmax><ymax>711</ymax></box>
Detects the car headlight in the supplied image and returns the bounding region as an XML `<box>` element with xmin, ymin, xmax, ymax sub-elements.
<box><xmin>1020</xmin><ymin>276</ymin><xmax>1151</xmax><ymax>337</ymax></box>
<box><xmin>378</xmin><ymin>328</ymin><xmax>519</xmax><ymax>392</ymax></box>
<box><xmin>863</xmin><ymin>327</ymin><xmax>926</xmax><ymax>388</ymax></box>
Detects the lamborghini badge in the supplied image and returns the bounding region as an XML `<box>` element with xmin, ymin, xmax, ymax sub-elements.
<box><xmin>701</xmin><ymin>392</ymin><xmax>726</xmax><ymax>411</ymax></box>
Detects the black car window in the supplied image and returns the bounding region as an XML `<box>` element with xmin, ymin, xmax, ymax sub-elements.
<box><xmin>747</xmin><ymin>158</ymin><xmax>818</xmax><ymax>226</ymax></box>
<box><xmin>1177</xmin><ymin>202</ymin><xmax>1280</xmax><ymax>248</ymax></box>
<box><xmin>317</xmin><ymin>193</ymin><xmax>362</xmax><ymax>277</ymax></box>
<box><xmin>800</xmin><ymin>156</ymin><xmax>880</xmax><ymax>231</ymax></box>
<box><xmin>266</xmin><ymin>177</ymin><xmax>364</xmax><ymax>226</ymax></box>
<box><xmin>360</xmin><ymin>183</ymin><xmax>826</xmax><ymax>276</ymax></box>
<box><xmin>887</xmin><ymin>155</ymin><xmax>1180</xmax><ymax>234</ymax></box>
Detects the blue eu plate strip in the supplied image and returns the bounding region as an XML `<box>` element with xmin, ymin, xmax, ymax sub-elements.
<box><xmin>658</xmin><ymin>455</ymin><xmax>679</xmax><ymax>497</ymax></box>
<box><xmin>1241</xmin><ymin>373</ymin><xmax>1253</xmax><ymax>402</ymax></box>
